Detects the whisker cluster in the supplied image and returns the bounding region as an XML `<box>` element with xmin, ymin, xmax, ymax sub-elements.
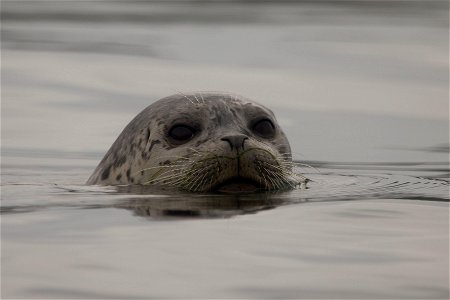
<box><xmin>138</xmin><ymin>149</ymin><xmax>307</xmax><ymax>192</ymax></box>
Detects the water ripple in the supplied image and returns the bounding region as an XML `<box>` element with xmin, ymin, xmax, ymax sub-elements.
<box><xmin>2</xmin><ymin>161</ymin><xmax>448</xmax><ymax>219</ymax></box>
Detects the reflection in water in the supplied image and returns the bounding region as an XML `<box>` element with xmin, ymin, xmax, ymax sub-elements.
<box><xmin>114</xmin><ymin>185</ymin><xmax>303</xmax><ymax>219</ymax></box>
<box><xmin>105</xmin><ymin>161</ymin><xmax>449</xmax><ymax>220</ymax></box>
<box><xmin>1</xmin><ymin>161</ymin><xmax>447</xmax><ymax>220</ymax></box>
<box><xmin>2</xmin><ymin>1</ymin><xmax>448</xmax><ymax>299</ymax></box>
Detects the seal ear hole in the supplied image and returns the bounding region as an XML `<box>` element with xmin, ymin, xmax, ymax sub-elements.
<box><xmin>168</xmin><ymin>125</ymin><xmax>197</xmax><ymax>145</ymax></box>
<box><xmin>252</xmin><ymin>119</ymin><xmax>275</xmax><ymax>138</ymax></box>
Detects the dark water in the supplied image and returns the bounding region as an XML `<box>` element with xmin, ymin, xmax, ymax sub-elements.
<box><xmin>2</xmin><ymin>1</ymin><xmax>449</xmax><ymax>299</ymax></box>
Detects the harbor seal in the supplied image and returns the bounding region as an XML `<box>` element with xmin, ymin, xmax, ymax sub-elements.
<box><xmin>87</xmin><ymin>92</ymin><xmax>306</xmax><ymax>192</ymax></box>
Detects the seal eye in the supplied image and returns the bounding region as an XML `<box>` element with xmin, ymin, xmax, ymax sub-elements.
<box><xmin>168</xmin><ymin>125</ymin><xmax>196</xmax><ymax>144</ymax></box>
<box><xmin>252</xmin><ymin>119</ymin><xmax>275</xmax><ymax>138</ymax></box>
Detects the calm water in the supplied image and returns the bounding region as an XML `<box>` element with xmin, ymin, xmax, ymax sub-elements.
<box><xmin>2</xmin><ymin>1</ymin><xmax>449</xmax><ymax>299</ymax></box>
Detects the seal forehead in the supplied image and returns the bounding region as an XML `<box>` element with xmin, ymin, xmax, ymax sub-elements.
<box><xmin>151</xmin><ymin>93</ymin><xmax>274</xmax><ymax>127</ymax></box>
<box><xmin>86</xmin><ymin>92</ymin><xmax>302</xmax><ymax>190</ymax></box>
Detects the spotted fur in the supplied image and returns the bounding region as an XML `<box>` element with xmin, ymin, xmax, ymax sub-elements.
<box><xmin>87</xmin><ymin>92</ymin><xmax>306</xmax><ymax>191</ymax></box>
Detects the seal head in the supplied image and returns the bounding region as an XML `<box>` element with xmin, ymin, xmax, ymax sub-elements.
<box><xmin>87</xmin><ymin>93</ymin><xmax>305</xmax><ymax>192</ymax></box>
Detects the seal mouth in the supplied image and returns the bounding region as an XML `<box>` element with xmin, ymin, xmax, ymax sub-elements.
<box><xmin>214</xmin><ymin>176</ymin><xmax>262</xmax><ymax>193</ymax></box>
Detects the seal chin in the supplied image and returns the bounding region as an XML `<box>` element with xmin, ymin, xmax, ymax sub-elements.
<box><xmin>87</xmin><ymin>92</ymin><xmax>308</xmax><ymax>190</ymax></box>
<box><xmin>215</xmin><ymin>176</ymin><xmax>262</xmax><ymax>193</ymax></box>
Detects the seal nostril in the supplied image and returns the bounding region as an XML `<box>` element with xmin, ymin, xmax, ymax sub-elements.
<box><xmin>221</xmin><ymin>135</ymin><xmax>248</xmax><ymax>151</ymax></box>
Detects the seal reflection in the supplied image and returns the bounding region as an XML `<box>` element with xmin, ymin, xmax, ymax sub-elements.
<box><xmin>114</xmin><ymin>185</ymin><xmax>303</xmax><ymax>219</ymax></box>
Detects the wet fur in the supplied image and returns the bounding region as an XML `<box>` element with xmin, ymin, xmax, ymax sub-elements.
<box><xmin>87</xmin><ymin>92</ymin><xmax>306</xmax><ymax>191</ymax></box>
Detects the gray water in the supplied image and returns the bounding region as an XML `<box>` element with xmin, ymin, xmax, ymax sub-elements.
<box><xmin>1</xmin><ymin>1</ymin><xmax>449</xmax><ymax>299</ymax></box>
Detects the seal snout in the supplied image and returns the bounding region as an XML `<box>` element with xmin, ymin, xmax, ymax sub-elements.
<box><xmin>87</xmin><ymin>92</ymin><xmax>306</xmax><ymax>191</ymax></box>
<box><xmin>221</xmin><ymin>134</ymin><xmax>248</xmax><ymax>151</ymax></box>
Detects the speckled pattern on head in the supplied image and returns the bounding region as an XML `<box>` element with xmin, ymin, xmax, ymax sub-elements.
<box><xmin>87</xmin><ymin>92</ymin><xmax>306</xmax><ymax>192</ymax></box>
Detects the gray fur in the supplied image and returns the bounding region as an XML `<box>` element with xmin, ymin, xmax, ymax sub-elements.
<box><xmin>87</xmin><ymin>92</ymin><xmax>304</xmax><ymax>191</ymax></box>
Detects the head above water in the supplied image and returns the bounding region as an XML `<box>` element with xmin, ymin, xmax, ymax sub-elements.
<box><xmin>87</xmin><ymin>92</ymin><xmax>306</xmax><ymax>192</ymax></box>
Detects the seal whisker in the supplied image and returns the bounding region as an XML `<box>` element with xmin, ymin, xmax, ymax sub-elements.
<box><xmin>291</xmin><ymin>162</ymin><xmax>320</xmax><ymax>173</ymax></box>
<box><xmin>276</xmin><ymin>160</ymin><xmax>315</xmax><ymax>177</ymax></box>
<box><xmin>208</xmin><ymin>169</ymin><xmax>216</xmax><ymax>190</ymax></box>
<box><xmin>143</xmin><ymin>169</ymin><xmax>179</xmax><ymax>185</ymax></box>
<box><xmin>199</xmin><ymin>92</ymin><xmax>205</xmax><ymax>104</ymax></box>
<box><xmin>146</xmin><ymin>171</ymin><xmax>187</xmax><ymax>186</ymax></box>
<box><xmin>151</xmin><ymin>161</ymin><xmax>217</xmax><ymax>190</ymax></box>
<box><xmin>256</xmin><ymin>162</ymin><xmax>278</xmax><ymax>190</ymax></box>
<box><xmin>255</xmin><ymin>162</ymin><xmax>274</xmax><ymax>187</ymax></box>
<box><xmin>261</xmin><ymin>160</ymin><xmax>307</xmax><ymax>182</ymax></box>
<box><xmin>267</xmin><ymin>168</ymin><xmax>295</xmax><ymax>189</ymax></box>
<box><xmin>192</xmin><ymin>93</ymin><xmax>201</xmax><ymax>104</ymax></box>
<box><xmin>256</xmin><ymin>160</ymin><xmax>300</xmax><ymax>189</ymax></box>
<box><xmin>142</xmin><ymin>160</ymin><xmax>200</xmax><ymax>184</ymax></box>
<box><xmin>272</xmin><ymin>172</ymin><xmax>298</xmax><ymax>188</ymax></box>
<box><xmin>190</xmin><ymin>171</ymin><xmax>210</xmax><ymax>192</ymax></box>
<box><xmin>87</xmin><ymin>92</ymin><xmax>307</xmax><ymax>192</ymax></box>
<box><xmin>146</xmin><ymin>164</ymin><xmax>194</xmax><ymax>183</ymax></box>
<box><xmin>258</xmin><ymin>166</ymin><xmax>274</xmax><ymax>190</ymax></box>
<box><xmin>175</xmin><ymin>90</ymin><xmax>196</xmax><ymax>105</ymax></box>
<box><xmin>266</xmin><ymin>168</ymin><xmax>286</xmax><ymax>190</ymax></box>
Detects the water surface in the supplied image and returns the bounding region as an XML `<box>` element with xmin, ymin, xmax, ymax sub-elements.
<box><xmin>2</xmin><ymin>1</ymin><xmax>449</xmax><ymax>299</ymax></box>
